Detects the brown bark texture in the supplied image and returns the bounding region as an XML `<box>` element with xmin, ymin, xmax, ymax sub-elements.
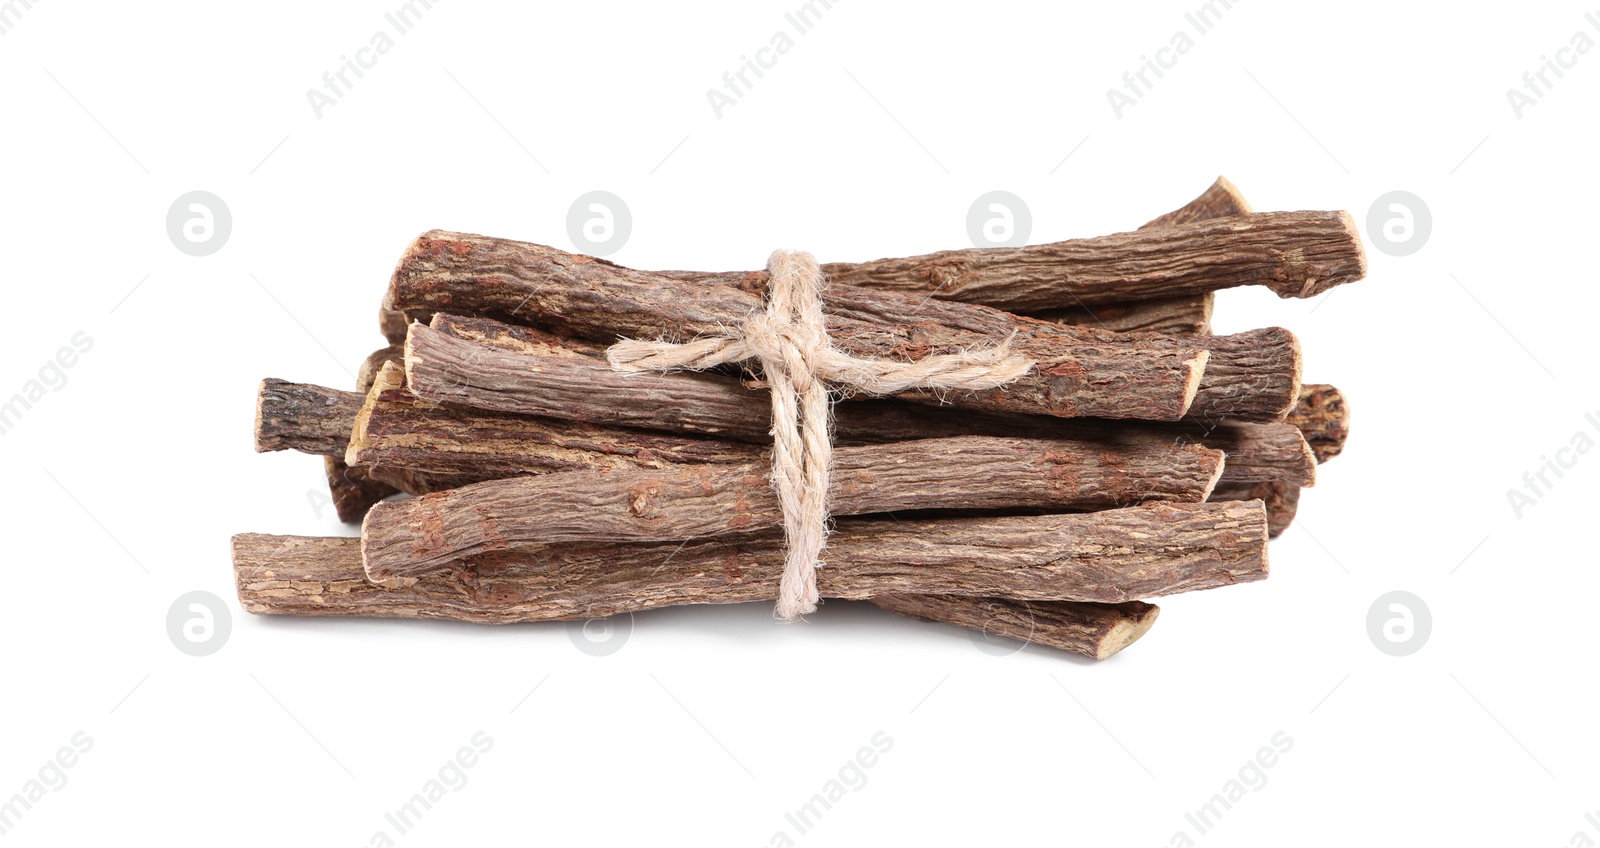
<box><xmin>358</xmin><ymin>435</ymin><xmax>1227</xmax><ymax>584</ymax></box>
<box><xmin>239</xmin><ymin>500</ymin><xmax>1268</xmax><ymax>620</ymax></box>
<box><xmin>869</xmin><ymin>595</ymin><xmax>1160</xmax><ymax>661</ymax></box>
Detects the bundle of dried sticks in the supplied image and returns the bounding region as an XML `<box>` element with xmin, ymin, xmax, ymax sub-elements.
<box><xmin>239</xmin><ymin>177</ymin><xmax>1357</xmax><ymax>660</ymax></box>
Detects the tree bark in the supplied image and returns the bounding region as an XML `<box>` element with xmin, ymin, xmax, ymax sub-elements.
<box><xmin>255</xmin><ymin>379</ymin><xmax>364</xmax><ymax>456</ymax></box>
<box><xmin>1212</xmin><ymin>481</ymin><xmax>1299</xmax><ymax>538</ymax></box>
<box><xmin>1027</xmin><ymin>177</ymin><xmax>1254</xmax><ymax>334</ymax></box>
<box><xmin>646</xmin><ymin>197</ymin><xmax>1356</xmax><ymax>311</ymax></box>
<box><xmin>232</xmin><ymin>534</ymin><xmax>1161</xmax><ymax>658</ymax></box>
<box><xmin>813</xmin><ymin>210</ymin><xmax>1363</xmax><ymax>311</ymax></box>
<box><xmin>869</xmin><ymin>595</ymin><xmax>1160</xmax><ymax>661</ymax></box>
<box><xmin>253</xmin><ymin>366</ymin><xmax>1312</xmax><ymax>494</ymax></box>
<box><xmin>239</xmin><ymin>500</ymin><xmax>1268</xmax><ymax>621</ymax></box>
<box><xmin>359</xmin><ymin>435</ymin><xmax>1226</xmax><ymax>585</ymax></box>
<box><xmin>1036</xmin><ymin>294</ymin><xmax>1214</xmax><ymax>336</ymax></box>
<box><xmin>404</xmin><ymin>319</ymin><xmax>1311</xmax><ymax>479</ymax></box>
<box><xmin>1141</xmin><ymin>176</ymin><xmax>1255</xmax><ymax>229</ymax></box>
<box><xmin>385</xmin><ymin>232</ymin><xmax>1214</xmax><ymax>422</ymax></box>
<box><xmin>1287</xmin><ymin>383</ymin><xmax>1349</xmax><ymax>463</ymax></box>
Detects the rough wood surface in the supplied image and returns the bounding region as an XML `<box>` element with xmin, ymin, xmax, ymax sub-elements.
<box><xmin>351</xmin><ymin>361</ymin><xmax>762</xmax><ymax>478</ymax></box>
<box><xmin>322</xmin><ymin>456</ymin><xmax>394</xmax><ymax>524</ymax></box>
<box><xmin>386</xmin><ymin>232</ymin><xmax>1212</xmax><ymax>422</ymax></box>
<box><xmin>1037</xmin><ymin>294</ymin><xmax>1215</xmax><ymax>336</ymax></box>
<box><xmin>238</xmin><ymin>500</ymin><xmax>1269</xmax><ymax>621</ymax></box>
<box><xmin>1142</xmin><ymin>176</ymin><xmax>1255</xmax><ymax>229</ymax></box>
<box><xmin>359</xmin><ymin>435</ymin><xmax>1227</xmax><ymax>584</ymax></box>
<box><xmin>813</xmin><ymin>286</ymin><xmax>1300</xmax><ymax>423</ymax></box>
<box><xmin>431</xmin><ymin>312</ymin><xmax>1311</xmax><ymax>480</ymax></box>
<box><xmin>815</xmin><ymin>210</ymin><xmax>1364</xmax><ymax>311</ymax></box>
<box><xmin>869</xmin><ymin>595</ymin><xmax>1160</xmax><ymax>661</ymax></box>
<box><xmin>1029</xmin><ymin>177</ymin><xmax>1253</xmax><ymax>334</ymax></box>
<box><xmin>1212</xmin><ymin>481</ymin><xmax>1299</xmax><ymax>538</ymax></box>
<box><xmin>653</xmin><ymin>208</ymin><xmax>1360</xmax><ymax>311</ymax></box>
<box><xmin>321</xmin><ymin>345</ymin><xmax>410</xmax><ymax>522</ymax></box>
<box><xmin>255</xmin><ymin>379</ymin><xmax>365</xmax><ymax>456</ymax></box>
<box><xmin>231</xmin><ymin>534</ymin><xmax>1162</xmax><ymax>657</ymax></box>
<box><xmin>1287</xmin><ymin>383</ymin><xmax>1349</xmax><ymax>463</ymax></box>
<box><xmin>256</xmin><ymin>366</ymin><xmax>1313</xmax><ymax>492</ymax></box>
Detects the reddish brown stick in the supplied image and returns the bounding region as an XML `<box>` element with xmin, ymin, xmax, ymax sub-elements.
<box><xmin>869</xmin><ymin>595</ymin><xmax>1160</xmax><ymax>661</ymax></box>
<box><xmin>359</xmin><ymin>435</ymin><xmax>1227</xmax><ymax>585</ymax></box>
<box><xmin>385</xmin><ymin>233</ymin><xmax>1215</xmax><ymax>422</ymax></box>
<box><xmin>242</xmin><ymin>500</ymin><xmax>1270</xmax><ymax>621</ymax></box>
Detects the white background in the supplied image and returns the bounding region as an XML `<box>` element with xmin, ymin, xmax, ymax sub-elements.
<box><xmin>2</xmin><ymin>1</ymin><xmax>1597</xmax><ymax>844</ymax></box>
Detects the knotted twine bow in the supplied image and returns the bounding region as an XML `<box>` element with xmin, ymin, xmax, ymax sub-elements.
<box><xmin>606</xmin><ymin>251</ymin><xmax>1036</xmax><ymax>620</ymax></box>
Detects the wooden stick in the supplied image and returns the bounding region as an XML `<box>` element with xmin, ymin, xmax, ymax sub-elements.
<box><xmin>350</xmin><ymin>362</ymin><xmax>763</xmax><ymax>478</ymax></box>
<box><xmin>1026</xmin><ymin>177</ymin><xmax>1253</xmax><ymax>334</ymax></box>
<box><xmin>231</xmin><ymin>534</ymin><xmax>1162</xmax><ymax>658</ymax></box>
<box><xmin>322</xmin><ymin>456</ymin><xmax>395</xmax><ymax>524</ymax></box>
<box><xmin>869</xmin><ymin>595</ymin><xmax>1160</xmax><ymax>661</ymax></box>
<box><xmin>812</xmin><ymin>286</ymin><xmax>1300</xmax><ymax>423</ymax></box>
<box><xmin>664</xmin><ymin>178</ymin><xmax>1246</xmax><ymax>336</ymax></box>
<box><xmin>1142</xmin><ymin>176</ymin><xmax>1255</xmax><ymax>228</ymax></box>
<box><xmin>651</xmin><ymin>209</ymin><xmax>1360</xmax><ymax>312</ymax></box>
<box><xmin>819</xmin><ymin>210</ymin><xmax>1362</xmax><ymax>311</ymax></box>
<box><xmin>240</xmin><ymin>500</ymin><xmax>1269</xmax><ymax>620</ymax></box>
<box><xmin>1287</xmin><ymin>383</ymin><xmax>1349</xmax><ymax>463</ymax></box>
<box><xmin>255</xmin><ymin>379</ymin><xmax>364</xmax><ymax>456</ymax></box>
<box><xmin>1037</xmin><ymin>294</ymin><xmax>1214</xmax><ymax>336</ymax></box>
<box><xmin>359</xmin><ymin>435</ymin><xmax>1227</xmax><ymax>585</ymax></box>
<box><xmin>1212</xmin><ymin>481</ymin><xmax>1299</xmax><ymax>538</ymax></box>
<box><xmin>1209</xmin><ymin>384</ymin><xmax>1346</xmax><ymax>536</ymax></box>
<box><xmin>385</xmin><ymin>233</ymin><xmax>1213</xmax><ymax>422</ymax></box>
<box><xmin>251</xmin><ymin>365</ymin><xmax>1311</xmax><ymax>495</ymax></box>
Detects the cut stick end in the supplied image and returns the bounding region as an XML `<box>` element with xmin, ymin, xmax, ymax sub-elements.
<box><xmin>1094</xmin><ymin>603</ymin><xmax>1161</xmax><ymax>660</ymax></box>
<box><xmin>252</xmin><ymin>379</ymin><xmax>271</xmax><ymax>452</ymax></box>
<box><xmin>1212</xmin><ymin>176</ymin><xmax>1254</xmax><ymax>216</ymax></box>
<box><xmin>1176</xmin><ymin>349</ymin><xmax>1210</xmax><ymax>419</ymax></box>
<box><xmin>1198</xmin><ymin>449</ymin><xmax>1228</xmax><ymax>501</ymax></box>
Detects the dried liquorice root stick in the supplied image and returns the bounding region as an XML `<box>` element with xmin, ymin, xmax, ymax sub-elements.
<box><xmin>255</xmin><ymin>379</ymin><xmax>364</xmax><ymax>455</ymax></box>
<box><xmin>1209</xmin><ymin>384</ymin><xmax>1347</xmax><ymax>535</ymax></box>
<box><xmin>359</xmin><ymin>435</ymin><xmax>1227</xmax><ymax>585</ymax></box>
<box><xmin>1286</xmin><ymin>383</ymin><xmax>1349</xmax><ymax>463</ymax></box>
<box><xmin>257</xmin><ymin>345</ymin><xmax>409</xmax><ymax>523</ymax></box>
<box><xmin>321</xmin><ymin>346</ymin><xmax>411</xmax><ymax>522</ymax></box>
<box><xmin>232</xmin><ymin>535</ymin><xmax>1162</xmax><ymax>659</ymax></box>
<box><xmin>407</xmin><ymin>316</ymin><xmax>1310</xmax><ymax>469</ymax></box>
<box><xmin>658</xmin><ymin>208</ymin><xmax>1361</xmax><ymax>312</ymax></box>
<box><xmin>241</xmin><ymin>500</ymin><xmax>1269</xmax><ymax>621</ymax></box>
<box><xmin>814</xmin><ymin>286</ymin><xmax>1300</xmax><ymax>423</ymax></box>
<box><xmin>1028</xmin><ymin>176</ymin><xmax>1253</xmax><ymax>334</ymax></box>
<box><xmin>350</xmin><ymin>362</ymin><xmax>764</xmax><ymax>479</ymax></box>
<box><xmin>433</xmin><ymin>312</ymin><xmax>1312</xmax><ymax>480</ymax></box>
<box><xmin>820</xmin><ymin>210</ymin><xmax>1362</xmax><ymax>312</ymax></box>
<box><xmin>385</xmin><ymin>233</ymin><xmax>1211</xmax><ymax>422</ymax></box>
<box><xmin>869</xmin><ymin>596</ymin><xmax>1160</xmax><ymax>661</ymax></box>
<box><xmin>664</xmin><ymin>177</ymin><xmax>1248</xmax><ymax>336</ymax></box>
<box><xmin>1212</xmin><ymin>482</ymin><xmax>1300</xmax><ymax>538</ymax></box>
<box><xmin>252</xmin><ymin>365</ymin><xmax>1311</xmax><ymax>498</ymax></box>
